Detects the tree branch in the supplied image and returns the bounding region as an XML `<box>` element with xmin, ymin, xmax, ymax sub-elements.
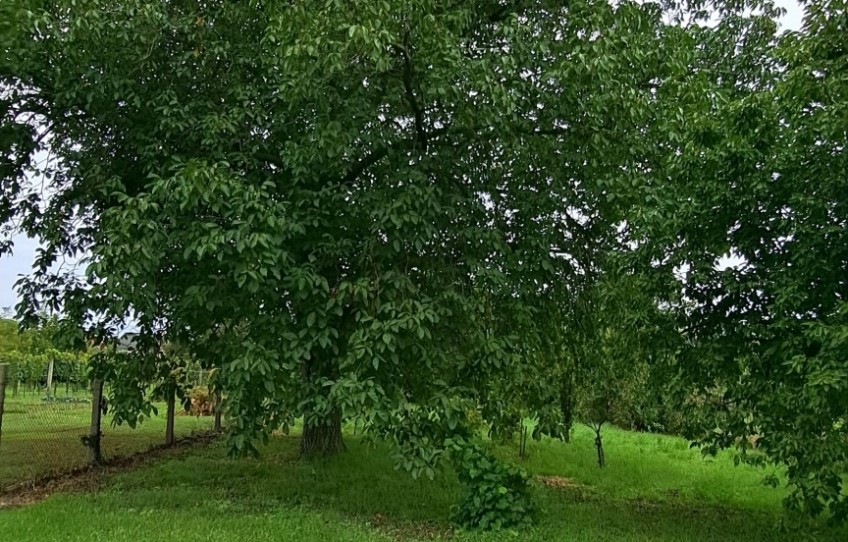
<box><xmin>339</xmin><ymin>126</ymin><xmax>449</xmax><ymax>186</ymax></box>
<box><xmin>254</xmin><ymin>126</ymin><xmax>450</xmax><ymax>187</ymax></box>
<box><xmin>391</xmin><ymin>39</ymin><xmax>428</xmax><ymax>153</ymax></box>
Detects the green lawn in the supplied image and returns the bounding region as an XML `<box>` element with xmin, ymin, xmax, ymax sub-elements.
<box><xmin>0</xmin><ymin>391</ymin><xmax>214</xmax><ymax>489</ymax></box>
<box><xmin>1</xmin><ymin>425</ymin><xmax>845</xmax><ymax>541</ymax></box>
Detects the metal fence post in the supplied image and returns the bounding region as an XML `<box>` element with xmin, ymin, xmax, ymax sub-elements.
<box><xmin>0</xmin><ymin>363</ymin><xmax>7</xmax><ymax>449</ymax></box>
<box><xmin>89</xmin><ymin>379</ymin><xmax>103</xmax><ymax>464</ymax></box>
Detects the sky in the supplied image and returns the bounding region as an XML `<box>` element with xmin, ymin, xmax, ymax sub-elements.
<box><xmin>0</xmin><ymin>0</ymin><xmax>807</xmax><ymax>312</ymax></box>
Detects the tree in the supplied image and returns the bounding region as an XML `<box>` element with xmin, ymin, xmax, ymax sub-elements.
<box><xmin>628</xmin><ymin>0</ymin><xmax>848</xmax><ymax>522</ymax></box>
<box><xmin>568</xmin><ymin>266</ymin><xmax>679</xmax><ymax>467</ymax></box>
<box><xmin>1</xmin><ymin>0</ymin><xmax>673</xmax><ymax>450</ymax></box>
<box><xmin>0</xmin><ymin>0</ymin><xmax>804</xmax><ymax>526</ymax></box>
<box><xmin>0</xmin><ymin>318</ymin><xmax>28</xmax><ymax>353</ymax></box>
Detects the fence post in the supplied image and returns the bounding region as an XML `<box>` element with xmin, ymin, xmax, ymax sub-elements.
<box><xmin>214</xmin><ymin>389</ymin><xmax>222</xmax><ymax>432</ymax></box>
<box><xmin>45</xmin><ymin>358</ymin><xmax>55</xmax><ymax>398</ymax></box>
<box><xmin>0</xmin><ymin>364</ymin><xmax>7</xmax><ymax>449</ymax></box>
<box><xmin>165</xmin><ymin>384</ymin><xmax>175</xmax><ymax>446</ymax></box>
<box><xmin>88</xmin><ymin>379</ymin><xmax>103</xmax><ymax>465</ymax></box>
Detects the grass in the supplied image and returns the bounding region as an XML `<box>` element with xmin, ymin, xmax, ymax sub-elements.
<box><xmin>0</xmin><ymin>391</ymin><xmax>214</xmax><ymax>489</ymax></box>
<box><xmin>1</xmin><ymin>424</ymin><xmax>846</xmax><ymax>541</ymax></box>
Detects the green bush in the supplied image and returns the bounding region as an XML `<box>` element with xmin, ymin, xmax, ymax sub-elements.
<box><xmin>183</xmin><ymin>386</ymin><xmax>216</xmax><ymax>417</ymax></box>
<box><xmin>449</xmin><ymin>439</ymin><xmax>533</xmax><ymax>530</ymax></box>
<box><xmin>1</xmin><ymin>350</ymin><xmax>88</xmax><ymax>391</ymax></box>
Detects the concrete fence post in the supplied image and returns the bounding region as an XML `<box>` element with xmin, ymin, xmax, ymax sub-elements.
<box><xmin>45</xmin><ymin>358</ymin><xmax>55</xmax><ymax>398</ymax></box>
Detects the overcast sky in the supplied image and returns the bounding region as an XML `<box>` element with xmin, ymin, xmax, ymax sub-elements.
<box><xmin>0</xmin><ymin>1</ymin><xmax>807</xmax><ymax>312</ymax></box>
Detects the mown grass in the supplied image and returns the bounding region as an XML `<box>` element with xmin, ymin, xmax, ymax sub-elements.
<box><xmin>2</xmin><ymin>423</ymin><xmax>846</xmax><ymax>541</ymax></box>
<box><xmin>0</xmin><ymin>391</ymin><xmax>214</xmax><ymax>489</ymax></box>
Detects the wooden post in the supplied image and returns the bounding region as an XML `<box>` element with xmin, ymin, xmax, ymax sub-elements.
<box><xmin>0</xmin><ymin>364</ymin><xmax>7</xmax><ymax>449</ymax></box>
<box><xmin>89</xmin><ymin>380</ymin><xmax>103</xmax><ymax>464</ymax></box>
<box><xmin>214</xmin><ymin>389</ymin><xmax>222</xmax><ymax>432</ymax></box>
<box><xmin>165</xmin><ymin>384</ymin><xmax>175</xmax><ymax>446</ymax></box>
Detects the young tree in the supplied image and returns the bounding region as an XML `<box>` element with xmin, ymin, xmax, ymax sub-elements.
<box><xmin>570</xmin><ymin>267</ymin><xmax>678</xmax><ymax>467</ymax></box>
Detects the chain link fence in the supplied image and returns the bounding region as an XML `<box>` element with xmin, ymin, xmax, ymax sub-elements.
<box><xmin>0</xmin><ymin>362</ymin><xmax>220</xmax><ymax>493</ymax></box>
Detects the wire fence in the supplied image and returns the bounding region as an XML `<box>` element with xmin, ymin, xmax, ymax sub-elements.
<box><xmin>0</xmin><ymin>362</ymin><xmax>220</xmax><ymax>493</ymax></box>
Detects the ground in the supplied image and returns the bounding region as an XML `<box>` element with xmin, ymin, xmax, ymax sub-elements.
<box><xmin>1</xmin><ymin>424</ymin><xmax>845</xmax><ymax>541</ymax></box>
<box><xmin>0</xmin><ymin>391</ymin><xmax>213</xmax><ymax>490</ymax></box>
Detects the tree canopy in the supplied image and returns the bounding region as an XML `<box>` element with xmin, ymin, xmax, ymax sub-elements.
<box><xmin>1</xmin><ymin>0</ymin><xmax>669</xmax><ymax>451</ymax></box>
<box><xmin>1</xmin><ymin>0</ymin><xmax>846</xmax><ymax>527</ymax></box>
<box><xmin>628</xmin><ymin>1</ymin><xmax>848</xmax><ymax>520</ymax></box>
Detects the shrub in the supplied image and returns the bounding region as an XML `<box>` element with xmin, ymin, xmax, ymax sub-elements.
<box><xmin>185</xmin><ymin>386</ymin><xmax>216</xmax><ymax>417</ymax></box>
<box><xmin>448</xmin><ymin>439</ymin><xmax>533</xmax><ymax>530</ymax></box>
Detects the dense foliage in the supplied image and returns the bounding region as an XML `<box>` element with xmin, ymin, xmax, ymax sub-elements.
<box><xmin>0</xmin><ymin>317</ymin><xmax>88</xmax><ymax>393</ymax></box>
<box><xmin>1</xmin><ymin>0</ymin><xmax>667</xmax><ymax>454</ymax></box>
<box><xmin>449</xmin><ymin>438</ymin><xmax>533</xmax><ymax>530</ymax></box>
<box><xmin>625</xmin><ymin>1</ymin><xmax>848</xmax><ymax>521</ymax></box>
<box><xmin>2</xmin><ymin>0</ymin><xmax>846</xmax><ymax>528</ymax></box>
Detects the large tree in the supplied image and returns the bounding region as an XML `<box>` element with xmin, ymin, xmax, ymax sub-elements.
<box><xmin>10</xmin><ymin>0</ymin><xmax>838</xmax><ymax>525</ymax></box>
<box><xmin>1</xmin><ymin>0</ymin><xmax>677</xmax><ymax>458</ymax></box>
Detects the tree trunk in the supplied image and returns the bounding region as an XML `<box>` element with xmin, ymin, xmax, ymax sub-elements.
<box><xmin>300</xmin><ymin>409</ymin><xmax>345</xmax><ymax>457</ymax></box>
<box><xmin>0</xmin><ymin>364</ymin><xmax>7</xmax><ymax>449</ymax></box>
<box><xmin>299</xmin><ymin>334</ymin><xmax>345</xmax><ymax>457</ymax></box>
<box><xmin>165</xmin><ymin>385</ymin><xmax>176</xmax><ymax>446</ymax></box>
<box><xmin>298</xmin><ymin>282</ymin><xmax>351</xmax><ymax>458</ymax></box>
<box><xmin>559</xmin><ymin>377</ymin><xmax>575</xmax><ymax>443</ymax></box>
<box><xmin>518</xmin><ymin>424</ymin><xmax>529</xmax><ymax>459</ymax></box>
<box><xmin>594</xmin><ymin>427</ymin><xmax>605</xmax><ymax>468</ymax></box>
<box><xmin>213</xmin><ymin>389</ymin><xmax>223</xmax><ymax>432</ymax></box>
<box><xmin>88</xmin><ymin>380</ymin><xmax>103</xmax><ymax>465</ymax></box>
